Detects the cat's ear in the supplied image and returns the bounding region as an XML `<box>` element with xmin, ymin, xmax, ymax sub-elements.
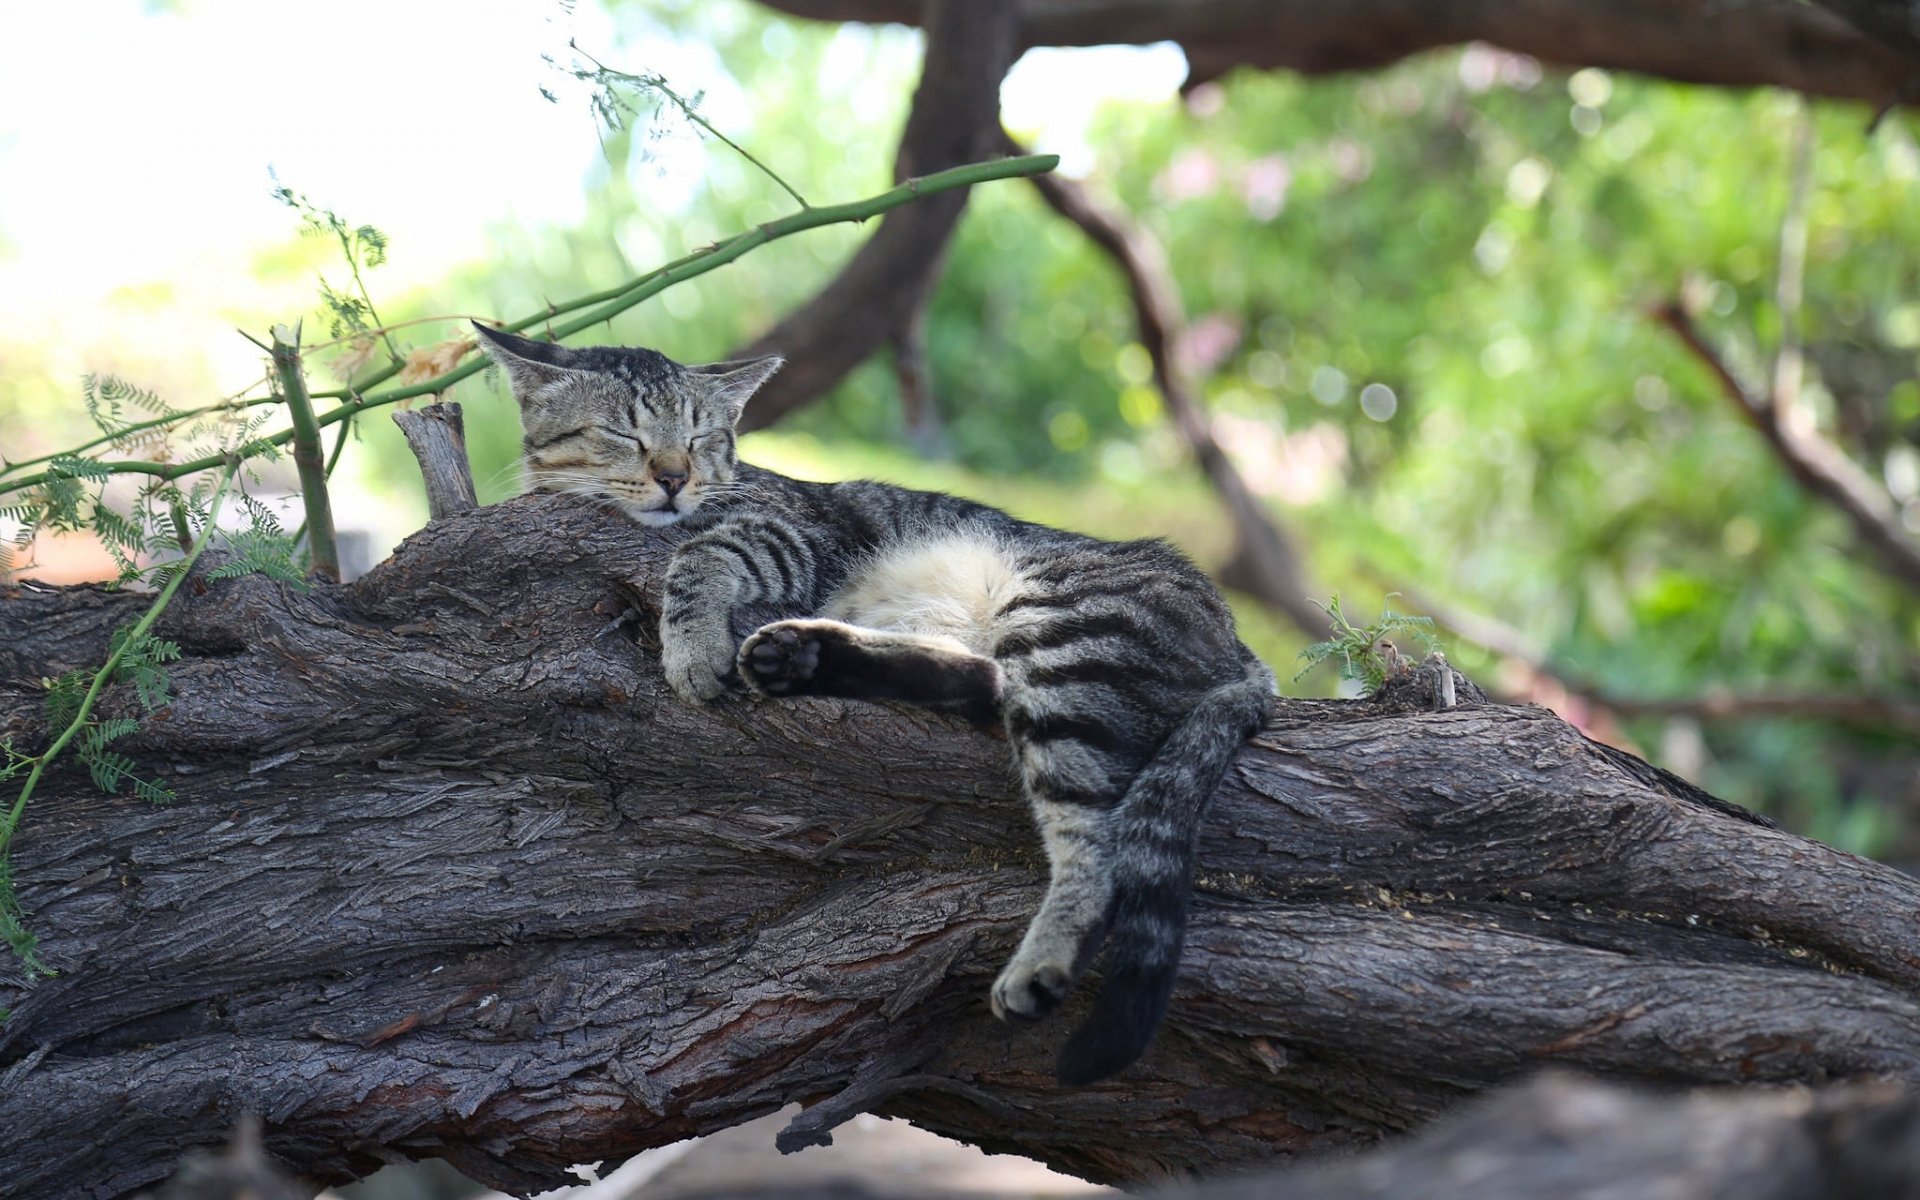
<box><xmin>471</xmin><ymin>322</ymin><xmax>579</xmax><ymax>404</ymax></box>
<box><xmin>689</xmin><ymin>355</ymin><xmax>784</xmax><ymax>424</ymax></box>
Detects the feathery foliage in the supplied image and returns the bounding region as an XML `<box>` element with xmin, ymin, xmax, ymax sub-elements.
<box><xmin>1294</xmin><ymin>595</ymin><xmax>1439</xmax><ymax>691</ymax></box>
<box><xmin>545</xmin><ymin>39</ymin><xmax>809</xmax><ymax>208</ymax></box>
<box><xmin>270</xmin><ymin>174</ymin><xmax>398</xmax><ymax>358</ymax></box>
<box><xmin>0</xmin><ymin>465</ymin><xmax>243</xmax><ymax>983</ymax></box>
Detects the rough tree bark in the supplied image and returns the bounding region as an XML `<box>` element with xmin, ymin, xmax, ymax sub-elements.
<box><xmin>5</xmin><ymin>496</ymin><xmax>1920</xmax><ymax>1198</ymax></box>
<box><xmin>151</xmin><ymin>1074</ymin><xmax>1920</xmax><ymax>1200</ymax></box>
<box><xmin>756</xmin><ymin>0</ymin><xmax>1920</xmax><ymax>105</ymax></box>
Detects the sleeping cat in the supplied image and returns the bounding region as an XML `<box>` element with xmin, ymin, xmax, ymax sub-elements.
<box><xmin>474</xmin><ymin>323</ymin><xmax>1274</xmax><ymax>1084</ymax></box>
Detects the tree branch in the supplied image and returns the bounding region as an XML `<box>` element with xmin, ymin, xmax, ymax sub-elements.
<box><xmin>1807</xmin><ymin>0</ymin><xmax>1920</xmax><ymax>60</ymax></box>
<box><xmin>756</xmin><ymin>0</ymin><xmax>1920</xmax><ymax>107</ymax></box>
<box><xmin>152</xmin><ymin>1073</ymin><xmax>1920</xmax><ymax>1200</ymax></box>
<box><xmin>1593</xmin><ymin>687</ymin><xmax>1920</xmax><ymax>737</ymax></box>
<box><xmin>271</xmin><ymin>325</ymin><xmax>339</xmax><ymax>582</ymax></box>
<box><xmin>392</xmin><ymin>403</ymin><xmax>479</xmax><ymax>521</ymax></box>
<box><xmin>1003</xmin><ymin>131</ymin><xmax>1332</xmax><ymax>640</ymax></box>
<box><xmin>733</xmin><ymin>0</ymin><xmax>1021</xmax><ymax>432</ymax></box>
<box><xmin>1654</xmin><ymin>300</ymin><xmax>1920</xmax><ymax>596</ymax></box>
<box><xmin>1382</xmin><ymin>579</ymin><xmax>1920</xmax><ymax>741</ymax></box>
<box><xmin>5</xmin><ymin>497</ymin><xmax>1920</xmax><ymax>1197</ymax></box>
<box><xmin>888</xmin><ymin>287</ymin><xmax>948</xmax><ymax>457</ymax></box>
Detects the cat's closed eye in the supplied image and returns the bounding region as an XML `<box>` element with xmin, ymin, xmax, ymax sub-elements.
<box><xmin>594</xmin><ymin>426</ymin><xmax>645</xmax><ymax>449</ymax></box>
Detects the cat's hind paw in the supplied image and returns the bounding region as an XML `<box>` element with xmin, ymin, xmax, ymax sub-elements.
<box><xmin>739</xmin><ymin>621</ymin><xmax>824</xmax><ymax>696</ymax></box>
<box><xmin>989</xmin><ymin>958</ymin><xmax>1072</xmax><ymax>1023</ymax></box>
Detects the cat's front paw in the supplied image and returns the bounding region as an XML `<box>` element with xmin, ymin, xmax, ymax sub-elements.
<box><xmin>661</xmin><ymin>624</ymin><xmax>738</xmax><ymax>704</ymax></box>
<box><xmin>738</xmin><ymin>621</ymin><xmax>824</xmax><ymax>696</ymax></box>
<box><xmin>989</xmin><ymin>955</ymin><xmax>1073</xmax><ymax>1023</ymax></box>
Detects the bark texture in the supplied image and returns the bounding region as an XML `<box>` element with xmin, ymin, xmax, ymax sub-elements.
<box><xmin>391</xmin><ymin>404</ymin><xmax>479</xmax><ymax>521</ymax></box>
<box><xmin>757</xmin><ymin>0</ymin><xmax>1920</xmax><ymax>104</ymax></box>
<box><xmin>146</xmin><ymin>1074</ymin><xmax>1920</xmax><ymax>1200</ymax></box>
<box><xmin>4</xmin><ymin>496</ymin><xmax>1920</xmax><ymax>1198</ymax></box>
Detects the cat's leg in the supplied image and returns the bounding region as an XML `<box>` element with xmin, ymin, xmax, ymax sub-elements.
<box><xmin>661</xmin><ymin>515</ymin><xmax>817</xmax><ymax>703</ymax></box>
<box><xmin>988</xmin><ymin>675</ymin><xmax>1142</xmax><ymax>1022</ymax></box>
<box><xmin>738</xmin><ymin>618</ymin><xmax>1001</xmax><ymax>724</ymax></box>
<box><xmin>989</xmin><ymin>787</ymin><xmax>1115</xmax><ymax>1022</ymax></box>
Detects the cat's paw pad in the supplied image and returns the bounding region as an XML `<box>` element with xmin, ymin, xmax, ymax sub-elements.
<box><xmin>739</xmin><ymin>622</ymin><xmax>823</xmax><ymax>696</ymax></box>
<box><xmin>989</xmin><ymin>959</ymin><xmax>1072</xmax><ymax>1023</ymax></box>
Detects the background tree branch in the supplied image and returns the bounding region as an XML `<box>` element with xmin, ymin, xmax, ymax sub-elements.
<box><xmin>731</xmin><ymin>0</ymin><xmax>1019</xmax><ymax>432</ymax></box>
<box><xmin>757</xmin><ymin>0</ymin><xmax>1920</xmax><ymax>105</ymax></box>
<box><xmin>1001</xmin><ymin>130</ymin><xmax>1333</xmax><ymax>641</ymax></box>
<box><xmin>6</xmin><ymin>496</ymin><xmax>1920</xmax><ymax>1197</ymax></box>
<box><xmin>1376</xmin><ymin>578</ymin><xmax>1920</xmax><ymax>741</ymax></box>
<box><xmin>1654</xmin><ymin>299</ymin><xmax>1920</xmax><ymax>596</ymax></box>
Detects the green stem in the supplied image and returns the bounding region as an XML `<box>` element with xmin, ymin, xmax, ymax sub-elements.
<box><xmin>571</xmin><ymin>42</ymin><xmax>812</xmax><ymax>209</ymax></box>
<box><xmin>686</xmin><ymin>110</ymin><xmax>810</xmax><ymax>208</ymax></box>
<box><xmin>341</xmin><ymin>238</ymin><xmax>405</xmax><ymax>366</ymax></box>
<box><xmin>0</xmin><ymin>153</ymin><xmax>1059</xmax><ymax>498</ymax></box>
<box><xmin>288</xmin><ymin>412</ymin><xmax>355</xmax><ymax>553</ymax></box>
<box><xmin>324</xmin><ymin>412</ymin><xmax>354</xmax><ymax>478</ymax></box>
<box><xmin>0</xmin><ymin>461</ymin><xmax>239</xmax><ymax>975</ymax></box>
<box><xmin>0</xmin><ymin>394</ymin><xmax>277</xmax><ymax>479</ymax></box>
<box><xmin>271</xmin><ymin>324</ymin><xmax>340</xmax><ymax>580</ymax></box>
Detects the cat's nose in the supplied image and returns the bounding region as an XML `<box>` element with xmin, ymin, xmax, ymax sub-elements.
<box><xmin>656</xmin><ymin>468</ymin><xmax>689</xmax><ymax>497</ymax></box>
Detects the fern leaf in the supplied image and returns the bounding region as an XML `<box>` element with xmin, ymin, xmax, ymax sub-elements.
<box><xmin>99</xmin><ymin>375</ymin><xmax>180</xmax><ymax>417</ymax></box>
<box><xmin>83</xmin><ymin>746</ymin><xmax>136</xmax><ymax>795</ymax></box>
<box><xmin>91</xmin><ymin>717</ymin><xmax>141</xmax><ymax>743</ymax></box>
<box><xmin>0</xmin><ymin>499</ymin><xmax>47</xmax><ymax>527</ymax></box>
<box><xmin>47</xmin><ymin>455</ymin><xmax>113</xmax><ymax>482</ymax></box>
<box><xmin>131</xmin><ymin>775</ymin><xmax>175</xmax><ymax>805</ymax></box>
<box><xmin>355</xmin><ymin>225</ymin><xmax>389</xmax><ymax>268</ymax></box>
<box><xmin>0</xmin><ymin>895</ymin><xmax>47</xmax><ymax>979</ymax></box>
<box><xmin>232</xmin><ymin>490</ymin><xmax>286</xmax><ymax>536</ymax></box>
<box><xmin>125</xmin><ymin>662</ymin><xmax>172</xmax><ymax>713</ymax></box>
<box><xmin>43</xmin><ymin>670</ymin><xmax>88</xmax><ymax>729</ymax></box>
<box><xmin>81</xmin><ymin>375</ymin><xmax>125</xmax><ymax>437</ymax></box>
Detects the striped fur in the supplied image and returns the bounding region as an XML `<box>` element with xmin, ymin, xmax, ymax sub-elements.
<box><xmin>477</xmin><ymin>326</ymin><xmax>1276</xmax><ymax>1083</ymax></box>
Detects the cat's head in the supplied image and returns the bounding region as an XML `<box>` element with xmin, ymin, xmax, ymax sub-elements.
<box><xmin>473</xmin><ymin>323</ymin><xmax>781</xmax><ymax>526</ymax></box>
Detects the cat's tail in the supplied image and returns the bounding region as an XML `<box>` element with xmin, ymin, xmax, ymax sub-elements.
<box><xmin>1054</xmin><ymin>656</ymin><xmax>1274</xmax><ymax>1086</ymax></box>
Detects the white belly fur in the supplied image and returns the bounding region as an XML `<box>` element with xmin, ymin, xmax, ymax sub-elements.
<box><xmin>823</xmin><ymin>532</ymin><xmax>1025</xmax><ymax>655</ymax></box>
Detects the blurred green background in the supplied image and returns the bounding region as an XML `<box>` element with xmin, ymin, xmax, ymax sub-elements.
<box><xmin>3</xmin><ymin>0</ymin><xmax>1917</xmax><ymax>857</ymax></box>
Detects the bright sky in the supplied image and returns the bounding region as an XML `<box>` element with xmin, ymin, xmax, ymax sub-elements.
<box><xmin>0</xmin><ymin>1</ymin><xmax>1182</xmax><ymax>313</ymax></box>
<box><xmin>0</xmin><ymin>1</ymin><xmax>617</xmax><ymax>351</ymax></box>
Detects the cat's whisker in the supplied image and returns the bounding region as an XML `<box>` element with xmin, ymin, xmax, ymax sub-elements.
<box><xmin>484</xmin><ymin>461</ymin><xmax>529</xmax><ymax>490</ymax></box>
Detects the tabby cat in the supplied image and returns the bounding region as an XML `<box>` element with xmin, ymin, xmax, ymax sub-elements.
<box><xmin>475</xmin><ymin>323</ymin><xmax>1274</xmax><ymax>1084</ymax></box>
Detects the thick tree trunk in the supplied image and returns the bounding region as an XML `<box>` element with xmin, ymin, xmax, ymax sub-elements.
<box><xmin>4</xmin><ymin>496</ymin><xmax>1920</xmax><ymax>1197</ymax></box>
